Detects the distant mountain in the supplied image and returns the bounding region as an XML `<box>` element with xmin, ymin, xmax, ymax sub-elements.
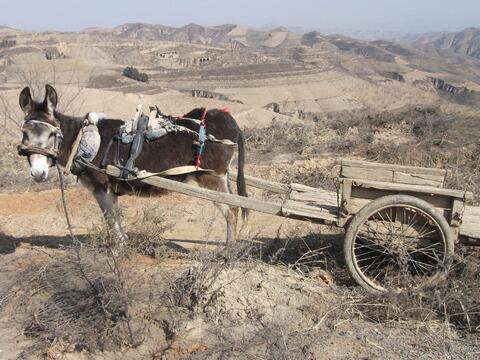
<box><xmin>319</xmin><ymin>29</ymin><xmax>421</xmax><ymax>42</ymax></box>
<box><xmin>0</xmin><ymin>26</ymin><xmax>25</xmax><ymax>36</ymax></box>
<box><xmin>100</xmin><ymin>23</ymin><xmax>239</xmax><ymax>44</ymax></box>
<box><xmin>88</xmin><ymin>22</ymin><xmax>304</xmax><ymax>49</ymax></box>
<box><xmin>415</xmin><ymin>27</ymin><xmax>480</xmax><ymax>59</ymax></box>
<box><xmin>84</xmin><ymin>23</ymin><xmax>421</xmax><ymax>57</ymax></box>
<box><xmin>3</xmin><ymin>22</ymin><xmax>471</xmax><ymax>71</ymax></box>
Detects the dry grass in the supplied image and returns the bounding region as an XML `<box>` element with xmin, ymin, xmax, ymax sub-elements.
<box><xmin>348</xmin><ymin>247</ymin><xmax>480</xmax><ymax>333</ymax></box>
<box><xmin>0</xmin><ymin>226</ymin><xmax>171</xmax><ymax>358</ymax></box>
<box><xmin>245</xmin><ymin>106</ymin><xmax>480</xmax><ymax>203</ymax></box>
<box><xmin>2</xmin><ymin>224</ymin><xmax>479</xmax><ymax>359</ymax></box>
<box><xmin>244</xmin><ymin>119</ymin><xmax>316</xmax><ymax>155</ymax></box>
<box><xmin>327</xmin><ymin>107</ymin><xmax>480</xmax><ymax>203</ymax></box>
<box><xmin>124</xmin><ymin>204</ymin><xmax>174</xmax><ymax>258</ymax></box>
<box><xmin>1</xmin><ymin>248</ymin><xmax>132</xmax><ymax>357</ymax></box>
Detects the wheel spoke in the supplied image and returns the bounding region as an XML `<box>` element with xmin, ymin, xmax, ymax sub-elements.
<box><xmin>356</xmin><ymin>253</ymin><xmax>388</xmax><ymax>264</ymax></box>
<box><xmin>369</xmin><ymin>256</ymin><xmax>396</xmax><ymax>276</ymax></box>
<box><xmin>361</xmin><ymin>253</ymin><xmax>393</xmax><ymax>273</ymax></box>
<box><xmin>409</xmin><ymin>242</ymin><xmax>442</xmax><ymax>255</ymax></box>
<box><xmin>414</xmin><ymin>218</ymin><xmax>431</xmax><ymax>238</ymax></box>
<box><xmin>385</xmin><ymin>207</ymin><xmax>396</xmax><ymax>235</ymax></box>
<box><xmin>356</xmin><ymin>237</ymin><xmax>390</xmax><ymax>254</ymax></box>
<box><xmin>355</xmin><ymin>247</ymin><xmax>386</xmax><ymax>258</ymax></box>
<box><xmin>417</xmin><ymin>228</ymin><xmax>438</xmax><ymax>240</ymax></box>
<box><xmin>349</xmin><ymin>201</ymin><xmax>449</xmax><ymax>291</ymax></box>
<box><xmin>410</xmin><ymin>258</ymin><xmax>436</xmax><ymax>272</ymax></box>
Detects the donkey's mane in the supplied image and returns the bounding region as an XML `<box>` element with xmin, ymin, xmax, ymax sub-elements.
<box><xmin>53</xmin><ymin>111</ymin><xmax>83</xmax><ymax>125</ymax></box>
<box><xmin>53</xmin><ymin>110</ymin><xmax>125</xmax><ymax>129</ymax></box>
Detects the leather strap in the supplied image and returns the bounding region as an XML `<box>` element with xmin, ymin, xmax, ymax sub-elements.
<box><xmin>136</xmin><ymin>166</ymin><xmax>214</xmax><ymax>179</ymax></box>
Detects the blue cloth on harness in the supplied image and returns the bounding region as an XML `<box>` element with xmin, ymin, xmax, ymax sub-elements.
<box><xmin>119</xmin><ymin>121</ymin><xmax>191</xmax><ymax>144</ymax></box>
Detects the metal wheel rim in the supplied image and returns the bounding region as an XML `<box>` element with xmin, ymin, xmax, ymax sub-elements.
<box><xmin>351</xmin><ymin>203</ymin><xmax>448</xmax><ymax>292</ymax></box>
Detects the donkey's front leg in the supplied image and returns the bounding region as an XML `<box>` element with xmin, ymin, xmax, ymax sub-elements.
<box><xmin>92</xmin><ymin>186</ymin><xmax>128</xmax><ymax>244</ymax></box>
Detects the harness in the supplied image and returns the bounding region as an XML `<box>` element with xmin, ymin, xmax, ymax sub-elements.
<box><xmin>17</xmin><ymin>120</ymin><xmax>63</xmax><ymax>163</ymax></box>
<box><xmin>195</xmin><ymin>109</ymin><xmax>208</xmax><ymax>170</ymax></box>
<box><xmin>100</xmin><ymin>107</ymin><xmax>236</xmax><ymax>178</ymax></box>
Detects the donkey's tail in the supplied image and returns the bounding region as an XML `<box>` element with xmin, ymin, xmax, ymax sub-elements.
<box><xmin>237</xmin><ymin>132</ymin><xmax>249</xmax><ymax>223</ymax></box>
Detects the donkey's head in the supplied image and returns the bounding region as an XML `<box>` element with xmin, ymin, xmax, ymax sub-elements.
<box><xmin>18</xmin><ymin>84</ymin><xmax>62</xmax><ymax>182</ymax></box>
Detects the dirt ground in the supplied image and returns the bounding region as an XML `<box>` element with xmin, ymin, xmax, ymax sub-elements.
<box><xmin>1</xmin><ymin>178</ymin><xmax>479</xmax><ymax>359</ymax></box>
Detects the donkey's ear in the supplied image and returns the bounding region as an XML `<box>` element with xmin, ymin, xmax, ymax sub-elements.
<box><xmin>19</xmin><ymin>86</ymin><xmax>33</xmax><ymax>114</ymax></box>
<box><xmin>43</xmin><ymin>84</ymin><xmax>58</xmax><ymax>115</ymax></box>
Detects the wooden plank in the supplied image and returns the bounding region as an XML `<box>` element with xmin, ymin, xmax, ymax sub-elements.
<box><xmin>107</xmin><ymin>166</ymin><xmax>283</xmax><ymax>216</ymax></box>
<box><xmin>341</xmin><ymin>159</ymin><xmax>447</xmax><ymax>177</ymax></box>
<box><xmin>341</xmin><ymin>166</ymin><xmax>394</xmax><ymax>183</ymax></box>
<box><xmin>351</xmin><ymin>186</ymin><xmax>454</xmax><ymax>210</ymax></box>
<box><xmin>341</xmin><ymin>180</ymin><xmax>353</xmax><ymax>213</ymax></box>
<box><xmin>288</xmin><ymin>190</ymin><xmax>338</xmax><ymax>208</ymax></box>
<box><xmin>460</xmin><ymin>206</ymin><xmax>480</xmax><ymax>239</ymax></box>
<box><xmin>289</xmin><ymin>183</ymin><xmax>338</xmax><ymax>205</ymax></box>
<box><xmin>392</xmin><ymin>172</ymin><xmax>444</xmax><ymax>187</ymax></box>
<box><xmin>290</xmin><ymin>183</ymin><xmax>325</xmax><ymax>193</ymax></box>
<box><xmin>349</xmin><ymin>178</ymin><xmax>472</xmax><ymax>200</ymax></box>
<box><xmin>281</xmin><ymin>200</ymin><xmax>338</xmax><ymax>223</ymax></box>
<box><xmin>228</xmin><ymin>171</ymin><xmax>289</xmax><ymax>194</ymax></box>
<box><xmin>341</xmin><ymin>160</ymin><xmax>446</xmax><ymax>187</ymax></box>
<box><xmin>450</xmin><ymin>199</ymin><xmax>465</xmax><ymax>228</ymax></box>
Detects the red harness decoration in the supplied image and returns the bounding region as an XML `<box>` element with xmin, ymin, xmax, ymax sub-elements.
<box><xmin>195</xmin><ymin>109</ymin><xmax>208</xmax><ymax>170</ymax></box>
<box><xmin>172</xmin><ymin>107</ymin><xmax>231</xmax><ymax>170</ymax></box>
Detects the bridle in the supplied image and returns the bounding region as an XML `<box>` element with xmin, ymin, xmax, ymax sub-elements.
<box><xmin>17</xmin><ymin>119</ymin><xmax>64</xmax><ymax>164</ymax></box>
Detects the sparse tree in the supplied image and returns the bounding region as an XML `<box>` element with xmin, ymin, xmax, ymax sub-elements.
<box><xmin>122</xmin><ymin>66</ymin><xmax>148</xmax><ymax>82</ymax></box>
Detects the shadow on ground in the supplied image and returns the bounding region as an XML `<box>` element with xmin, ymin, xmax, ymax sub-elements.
<box><xmin>251</xmin><ymin>233</ymin><xmax>355</xmax><ymax>286</ymax></box>
<box><xmin>0</xmin><ymin>232</ymin><xmax>84</xmax><ymax>254</ymax></box>
<box><xmin>1</xmin><ymin>231</ymin><xmax>354</xmax><ymax>285</ymax></box>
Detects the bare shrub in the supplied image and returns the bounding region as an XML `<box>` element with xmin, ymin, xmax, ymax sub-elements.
<box><xmin>173</xmin><ymin>242</ymin><xmax>258</xmax><ymax>311</ymax></box>
<box><xmin>273</xmin><ymin>161</ymin><xmax>337</xmax><ymax>190</ymax></box>
<box><xmin>7</xmin><ymin>63</ymin><xmax>91</xmax><ymax>115</ymax></box>
<box><xmin>1</xmin><ymin>235</ymin><xmax>147</xmax><ymax>357</ymax></box>
<box><xmin>124</xmin><ymin>204</ymin><xmax>174</xmax><ymax>258</ymax></box>
<box><xmin>349</xmin><ymin>248</ymin><xmax>480</xmax><ymax>332</ymax></box>
<box><xmin>163</xmin><ymin>241</ymin><xmax>332</xmax><ymax>360</ymax></box>
<box><xmin>241</xmin><ymin>106</ymin><xmax>480</xmax><ymax>203</ymax></box>
<box><xmin>244</xmin><ymin>119</ymin><xmax>316</xmax><ymax>155</ymax></box>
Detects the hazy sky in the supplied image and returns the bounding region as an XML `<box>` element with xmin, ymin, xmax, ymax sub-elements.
<box><xmin>1</xmin><ymin>0</ymin><xmax>479</xmax><ymax>33</ymax></box>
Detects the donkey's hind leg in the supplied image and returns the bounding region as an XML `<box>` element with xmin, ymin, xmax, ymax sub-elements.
<box><xmin>214</xmin><ymin>201</ymin><xmax>238</xmax><ymax>245</ymax></box>
<box><xmin>191</xmin><ymin>173</ymin><xmax>238</xmax><ymax>245</ymax></box>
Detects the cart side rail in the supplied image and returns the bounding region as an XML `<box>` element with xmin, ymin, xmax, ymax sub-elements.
<box><xmin>341</xmin><ymin>159</ymin><xmax>447</xmax><ymax>188</ymax></box>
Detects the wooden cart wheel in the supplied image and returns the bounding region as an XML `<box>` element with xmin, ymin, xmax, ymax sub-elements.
<box><xmin>344</xmin><ymin>195</ymin><xmax>454</xmax><ymax>293</ymax></box>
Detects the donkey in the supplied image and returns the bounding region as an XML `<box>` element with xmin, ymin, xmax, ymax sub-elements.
<box><xmin>18</xmin><ymin>85</ymin><xmax>248</xmax><ymax>244</ymax></box>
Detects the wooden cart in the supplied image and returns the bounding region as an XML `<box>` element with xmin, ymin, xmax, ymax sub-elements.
<box><xmin>107</xmin><ymin>159</ymin><xmax>479</xmax><ymax>293</ymax></box>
